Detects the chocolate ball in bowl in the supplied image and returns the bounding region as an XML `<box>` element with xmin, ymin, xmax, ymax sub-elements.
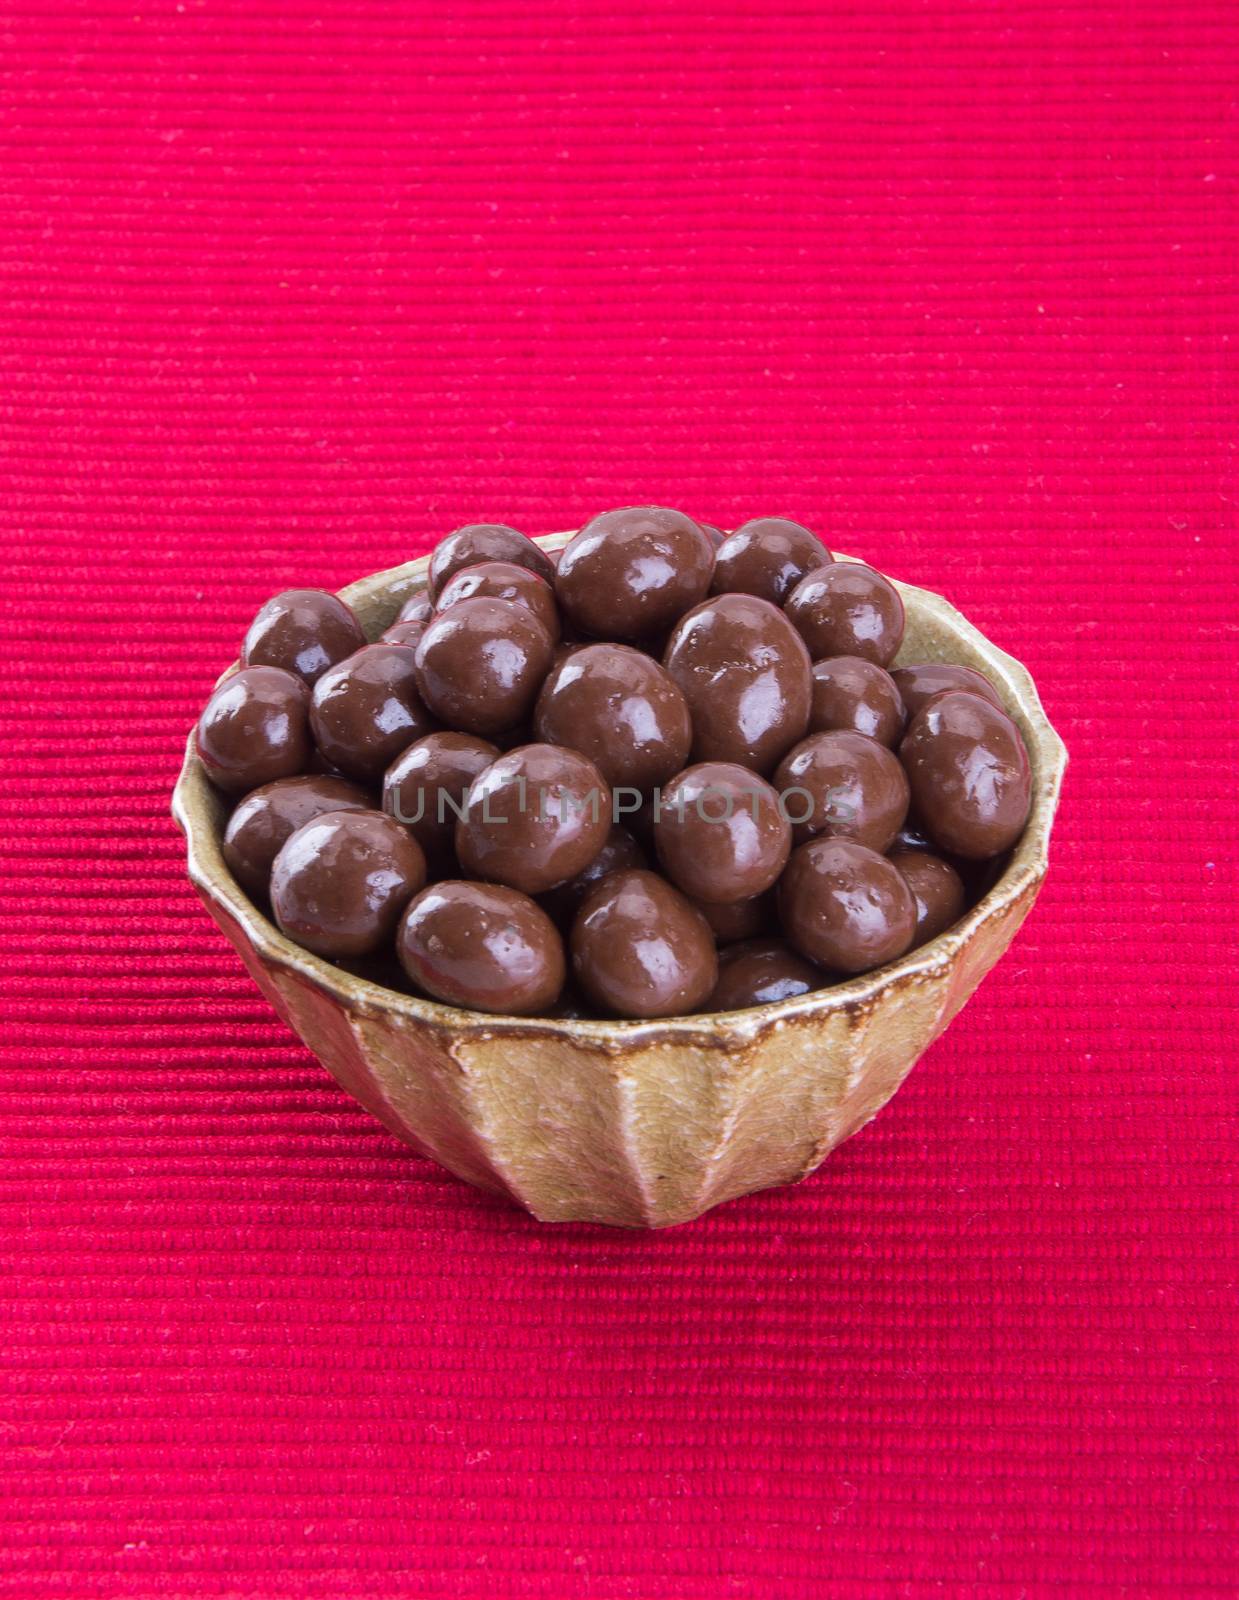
<box><xmin>899</xmin><ymin>690</ymin><xmax>1032</xmax><ymax>860</ymax></box>
<box><xmin>242</xmin><ymin>589</ymin><xmax>366</xmax><ymax>688</ymax></box>
<box><xmin>891</xmin><ymin>662</ymin><xmax>1003</xmax><ymax>721</ymax></box>
<box><xmin>435</xmin><ymin>560</ymin><xmax>561</xmax><ymax>642</ymax></box>
<box><xmin>397</xmin><ymin>881</ymin><xmax>565</xmax><ymax>1015</ymax></box>
<box><xmin>224</xmin><ymin>774</ymin><xmax>371</xmax><ymax>898</ymax></box>
<box><xmin>395</xmin><ymin>589</ymin><xmax>434</xmax><ymax>628</ymax></box>
<box><xmin>785</xmin><ymin>562</ymin><xmax>905</xmax><ymax>667</ymax></box>
<box><xmin>653</xmin><ymin>763</ymin><xmax>791</xmax><ymax>905</ymax></box>
<box><xmin>533</xmin><ymin>643</ymin><xmax>691</xmax><ymax>793</ymax></box>
<box><xmin>555</xmin><ymin>506</ymin><xmax>714</xmax><ymax>642</ymax></box>
<box><xmin>414</xmin><ymin>597</ymin><xmax>554</xmax><ymax>737</ymax></box>
<box><xmin>539</xmin><ymin>825</ymin><xmax>648</xmax><ymax>926</ymax></box>
<box><xmin>381</xmin><ymin>619</ymin><xmax>429</xmax><ymax>649</ymax></box>
<box><xmin>271</xmin><ymin>809</ymin><xmax>426</xmax><ymax>959</ymax></box>
<box><xmin>310</xmin><ymin>644</ymin><xmax>437</xmax><ymax>783</ymax></box>
<box><xmin>707</xmin><ymin>939</ymin><xmax>822</xmax><ymax>1012</ymax></box>
<box><xmin>197</xmin><ymin>666</ymin><xmax>312</xmax><ymax>795</ymax></box>
<box><xmin>456</xmin><ymin>744</ymin><xmax>612</xmax><ymax>895</ymax></box>
<box><xmin>778</xmin><ymin>837</ymin><xmax>916</xmax><ymax>974</ymax></box>
<box><xmin>663</xmin><ymin>593</ymin><xmax>812</xmax><ymax>774</ymax></box>
<box><xmin>427</xmin><ymin>523</ymin><xmax>554</xmax><ymax>600</ymax></box>
<box><xmin>809</xmin><ymin>656</ymin><xmax>905</xmax><ymax>747</ymax></box>
<box><xmin>692</xmin><ymin>890</ymin><xmax>776</xmax><ymax>944</ymax></box>
<box><xmin>774</xmin><ymin>730</ymin><xmax>909</xmax><ymax>852</ymax></box>
<box><xmin>888</xmin><ymin>848</ymin><xmax>966</xmax><ymax>947</ymax></box>
<box><xmin>571</xmin><ymin>870</ymin><xmax>717</xmax><ymax>1019</ymax></box>
<box><xmin>710</xmin><ymin>517</ymin><xmax>829</xmax><ymax>606</ymax></box>
<box><xmin>382</xmin><ymin>732</ymin><xmax>499</xmax><ymax>870</ymax></box>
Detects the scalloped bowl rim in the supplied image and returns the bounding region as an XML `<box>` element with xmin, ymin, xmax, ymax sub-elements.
<box><xmin>172</xmin><ymin>536</ymin><xmax>1067</xmax><ymax>1050</ymax></box>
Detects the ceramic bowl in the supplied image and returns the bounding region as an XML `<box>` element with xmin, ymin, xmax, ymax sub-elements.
<box><xmin>173</xmin><ymin>537</ymin><xmax>1067</xmax><ymax>1228</ymax></box>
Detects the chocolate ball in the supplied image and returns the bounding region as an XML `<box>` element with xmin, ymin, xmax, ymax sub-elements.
<box><xmin>785</xmin><ymin>562</ymin><xmax>905</xmax><ymax>667</ymax></box>
<box><xmin>899</xmin><ymin>690</ymin><xmax>1032</xmax><ymax>860</ymax></box>
<box><xmin>271</xmin><ymin>808</ymin><xmax>427</xmax><ymax>959</ymax></box>
<box><xmin>692</xmin><ymin>890</ymin><xmax>776</xmax><ymax>944</ymax></box>
<box><xmin>427</xmin><ymin>523</ymin><xmax>554</xmax><ymax>600</ymax></box>
<box><xmin>891</xmin><ymin>661</ymin><xmax>1004</xmax><ymax>721</ymax></box>
<box><xmin>223</xmin><ymin>774</ymin><xmax>371</xmax><ymax>898</ymax></box>
<box><xmin>398</xmin><ymin>881</ymin><xmax>565</xmax><ymax>1015</ymax></box>
<box><xmin>436</xmin><ymin>560</ymin><xmax>561</xmax><ymax>643</ymax></box>
<box><xmin>554</xmin><ymin>506</ymin><xmax>714</xmax><ymax>642</ymax></box>
<box><xmin>653</xmin><ymin>763</ymin><xmax>791</xmax><ymax>905</ymax></box>
<box><xmin>774</xmin><ymin>730</ymin><xmax>910</xmax><ymax>851</ymax></box>
<box><xmin>456</xmin><ymin>744</ymin><xmax>612</xmax><ymax>895</ymax></box>
<box><xmin>571</xmin><ymin>870</ymin><xmax>717</xmax><ymax>1019</ymax></box>
<box><xmin>539</xmin><ymin>825</ymin><xmax>648</xmax><ymax>926</ymax></box>
<box><xmin>381</xmin><ymin>620</ymin><xmax>428</xmax><ymax>649</ymax></box>
<box><xmin>710</xmin><ymin>517</ymin><xmax>830</xmax><ymax>606</ymax></box>
<box><xmin>707</xmin><ymin>939</ymin><xmax>822</xmax><ymax>1012</ymax></box>
<box><xmin>809</xmin><ymin>656</ymin><xmax>905</xmax><ymax>747</ymax></box>
<box><xmin>396</xmin><ymin>589</ymin><xmax>435</xmax><ymax>627</ymax></box>
<box><xmin>382</xmin><ymin>732</ymin><xmax>499</xmax><ymax>868</ymax></box>
<box><xmin>698</xmin><ymin>522</ymin><xmax>727</xmax><ymax>548</ymax></box>
<box><xmin>310</xmin><ymin>644</ymin><xmax>437</xmax><ymax>783</ymax></box>
<box><xmin>414</xmin><ymin>597</ymin><xmax>554</xmax><ymax>736</ymax></box>
<box><xmin>891</xmin><ymin>817</ymin><xmax>936</xmax><ymax>854</ymax></box>
<box><xmin>197</xmin><ymin>666</ymin><xmax>312</xmax><ymax>795</ymax></box>
<box><xmin>241</xmin><ymin>589</ymin><xmax>366</xmax><ymax>688</ymax></box>
<box><xmin>778</xmin><ymin>838</ymin><xmax>916</xmax><ymax>974</ymax></box>
<box><xmin>888</xmin><ymin>849</ymin><xmax>966</xmax><ymax>947</ymax></box>
<box><xmin>662</xmin><ymin>593</ymin><xmax>812</xmax><ymax>774</ymax></box>
<box><xmin>533</xmin><ymin>643</ymin><xmax>692</xmax><ymax>793</ymax></box>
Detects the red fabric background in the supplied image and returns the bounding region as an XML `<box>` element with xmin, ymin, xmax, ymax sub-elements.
<box><xmin>1</xmin><ymin>3</ymin><xmax>1236</xmax><ymax>1594</ymax></box>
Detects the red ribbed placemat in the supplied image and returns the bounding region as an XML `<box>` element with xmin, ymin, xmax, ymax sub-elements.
<box><xmin>2</xmin><ymin>3</ymin><xmax>1236</xmax><ymax>1595</ymax></box>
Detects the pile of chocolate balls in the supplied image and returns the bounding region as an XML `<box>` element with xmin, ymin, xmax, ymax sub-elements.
<box><xmin>195</xmin><ymin>510</ymin><xmax>1032</xmax><ymax>1019</ymax></box>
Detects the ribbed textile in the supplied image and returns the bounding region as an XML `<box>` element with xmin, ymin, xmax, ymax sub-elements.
<box><xmin>1</xmin><ymin>3</ymin><xmax>1236</xmax><ymax>1594</ymax></box>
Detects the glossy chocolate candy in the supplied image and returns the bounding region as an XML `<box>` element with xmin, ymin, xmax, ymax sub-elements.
<box><xmin>692</xmin><ymin>890</ymin><xmax>776</xmax><ymax>944</ymax></box>
<box><xmin>809</xmin><ymin>656</ymin><xmax>905</xmax><ymax>748</ymax></box>
<box><xmin>571</xmin><ymin>870</ymin><xmax>717</xmax><ymax>1019</ymax></box>
<box><xmin>785</xmin><ymin>562</ymin><xmax>905</xmax><ymax>667</ymax></box>
<box><xmin>382</xmin><ymin>619</ymin><xmax>430</xmax><ymax>649</ymax></box>
<box><xmin>899</xmin><ymin>690</ymin><xmax>1032</xmax><ymax>860</ymax></box>
<box><xmin>774</xmin><ymin>730</ymin><xmax>910</xmax><ymax>852</ymax></box>
<box><xmin>653</xmin><ymin>763</ymin><xmax>791</xmax><ymax>904</ymax></box>
<box><xmin>197</xmin><ymin>666</ymin><xmax>312</xmax><ymax>795</ymax></box>
<box><xmin>382</xmin><ymin>732</ymin><xmax>499</xmax><ymax>869</ymax></box>
<box><xmin>539</xmin><ymin>825</ymin><xmax>648</xmax><ymax>926</ymax></box>
<box><xmin>707</xmin><ymin>938</ymin><xmax>822</xmax><ymax>1012</ymax></box>
<box><xmin>271</xmin><ymin>808</ymin><xmax>427</xmax><ymax>959</ymax></box>
<box><xmin>395</xmin><ymin>589</ymin><xmax>434</xmax><ymax>627</ymax></box>
<box><xmin>888</xmin><ymin>848</ymin><xmax>966</xmax><ymax>947</ymax></box>
<box><xmin>414</xmin><ymin>597</ymin><xmax>554</xmax><ymax>736</ymax></box>
<box><xmin>891</xmin><ymin>661</ymin><xmax>1003</xmax><ymax>721</ymax></box>
<box><xmin>662</xmin><ymin>593</ymin><xmax>812</xmax><ymax>774</ymax></box>
<box><xmin>778</xmin><ymin>837</ymin><xmax>916</xmax><ymax>974</ymax></box>
<box><xmin>427</xmin><ymin>523</ymin><xmax>554</xmax><ymax>600</ymax></box>
<box><xmin>223</xmin><ymin>774</ymin><xmax>370</xmax><ymax>898</ymax></box>
<box><xmin>310</xmin><ymin>644</ymin><xmax>437</xmax><ymax>783</ymax></box>
<box><xmin>242</xmin><ymin>589</ymin><xmax>366</xmax><ymax>687</ymax></box>
<box><xmin>397</xmin><ymin>880</ymin><xmax>565</xmax><ymax>1015</ymax></box>
<box><xmin>710</xmin><ymin>517</ymin><xmax>829</xmax><ymax>606</ymax></box>
<box><xmin>533</xmin><ymin>643</ymin><xmax>691</xmax><ymax>792</ymax></box>
<box><xmin>435</xmin><ymin>560</ymin><xmax>561</xmax><ymax>642</ymax></box>
<box><xmin>555</xmin><ymin>506</ymin><xmax>714</xmax><ymax>642</ymax></box>
<box><xmin>456</xmin><ymin>743</ymin><xmax>612</xmax><ymax>895</ymax></box>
